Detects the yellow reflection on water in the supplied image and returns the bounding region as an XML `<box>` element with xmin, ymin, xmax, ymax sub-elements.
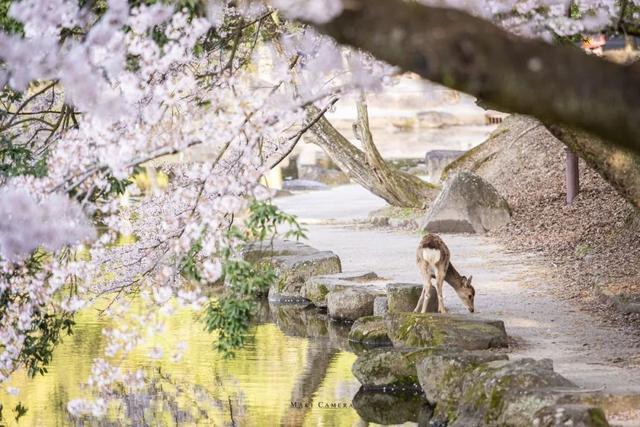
<box><xmin>0</xmin><ymin>298</ymin><xmax>364</xmax><ymax>426</ymax></box>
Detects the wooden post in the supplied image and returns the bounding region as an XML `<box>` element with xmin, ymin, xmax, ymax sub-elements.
<box><xmin>565</xmin><ymin>147</ymin><xmax>579</xmax><ymax>204</ymax></box>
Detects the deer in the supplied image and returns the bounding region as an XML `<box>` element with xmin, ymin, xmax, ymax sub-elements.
<box><xmin>414</xmin><ymin>233</ymin><xmax>475</xmax><ymax>314</ymax></box>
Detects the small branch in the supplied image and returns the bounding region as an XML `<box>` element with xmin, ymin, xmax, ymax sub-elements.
<box><xmin>268</xmin><ymin>97</ymin><xmax>339</xmax><ymax>169</ymax></box>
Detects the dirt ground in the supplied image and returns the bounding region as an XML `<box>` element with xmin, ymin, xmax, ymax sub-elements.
<box><xmin>444</xmin><ymin>115</ymin><xmax>640</xmax><ymax>335</ymax></box>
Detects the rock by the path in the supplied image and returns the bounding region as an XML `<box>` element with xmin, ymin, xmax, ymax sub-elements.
<box><xmin>327</xmin><ymin>288</ymin><xmax>377</xmax><ymax>321</ymax></box>
<box><xmin>387</xmin><ymin>283</ymin><xmax>438</xmax><ymax>313</ymax></box>
<box><xmin>282</xmin><ymin>179</ymin><xmax>329</xmax><ymax>191</ymax></box>
<box><xmin>351</xmin><ymin>348</ymin><xmax>432</xmax><ymax>390</ymax></box>
<box><xmin>421</xmin><ymin>171</ymin><xmax>511</xmax><ymax>233</ymax></box>
<box><xmin>385</xmin><ymin>312</ymin><xmax>508</xmax><ymax>350</ymax></box>
<box><xmin>349</xmin><ymin>316</ymin><xmax>392</xmax><ymax>347</ymax></box>
<box><xmin>419</xmin><ymin>355</ymin><xmax>580</xmax><ymax>426</ymax></box>
<box><xmin>302</xmin><ymin>271</ymin><xmax>382</xmax><ymax>308</ymax></box>
<box><xmin>373</xmin><ymin>296</ymin><xmax>388</xmax><ymax>316</ymax></box>
<box><xmin>424</xmin><ymin>149</ymin><xmax>465</xmax><ymax>182</ymax></box>
<box><xmin>352</xmin><ymin>389</ymin><xmax>432</xmax><ymax>425</ymax></box>
<box><xmin>533</xmin><ymin>404</ymin><xmax>610</xmax><ymax>427</ymax></box>
<box><xmin>240</xmin><ymin>240</ymin><xmax>341</xmax><ymax>303</ymax></box>
<box><xmin>416</xmin><ymin>352</ymin><xmax>510</xmax><ymax>406</ymax></box>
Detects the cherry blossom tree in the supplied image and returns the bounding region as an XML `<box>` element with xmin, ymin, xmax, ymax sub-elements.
<box><xmin>0</xmin><ymin>0</ymin><xmax>639</xmax><ymax>421</ymax></box>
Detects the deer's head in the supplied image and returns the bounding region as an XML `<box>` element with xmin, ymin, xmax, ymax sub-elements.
<box><xmin>455</xmin><ymin>276</ymin><xmax>475</xmax><ymax>313</ymax></box>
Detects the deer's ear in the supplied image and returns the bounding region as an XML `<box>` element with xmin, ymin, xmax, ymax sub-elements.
<box><xmin>467</xmin><ymin>276</ymin><xmax>473</xmax><ymax>284</ymax></box>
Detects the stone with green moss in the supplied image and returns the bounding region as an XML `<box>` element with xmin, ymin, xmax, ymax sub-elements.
<box><xmin>385</xmin><ymin>312</ymin><xmax>508</xmax><ymax>350</ymax></box>
<box><xmin>416</xmin><ymin>351</ymin><xmax>509</xmax><ymax>406</ymax></box>
<box><xmin>533</xmin><ymin>404</ymin><xmax>610</xmax><ymax>427</ymax></box>
<box><xmin>239</xmin><ymin>239</ymin><xmax>342</xmax><ymax>303</ymax></box>
<box><xmin>349</xmin><ymin>316</ymin><xmax>392</xmax><ymax>347</ymax></box>
<box><xmin>351</xmin><ymin>348</ymin><xmax>436</xmax><ymax>389</ymax></box>
<box><xmin>423</xmin><ymin>357</ymin><xmax>582</xmax><ymax>426</ymax></box>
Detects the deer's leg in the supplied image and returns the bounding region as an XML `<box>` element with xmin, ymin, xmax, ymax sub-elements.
<box><xmin>421</xmin><ymin>274</ymin><xmax>433</xmax><ymax>313</ymax></box>
<box><xmin>415</xmin><ymin>263</ymin><xmax>430</xmax><ymax>312</ymax></box>
<box><xmin>414</xmin><ymin>286</ymin><xmax>426</xmax><ymax>313</ymax></box>
<box><xmin>435</xmin><ymin>265</ymin><xmax>447</xmax><ymax>313</ymax></box>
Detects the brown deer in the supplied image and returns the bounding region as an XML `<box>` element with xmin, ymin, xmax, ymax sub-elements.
<box><xmin>415</xmin><ymin>233</ymin><xmax>475</xmax><ymax>313</ymax></box>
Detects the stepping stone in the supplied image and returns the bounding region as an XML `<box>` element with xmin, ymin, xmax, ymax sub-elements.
<box><xmin>349</xmin><ymin>316</ymin><xmax>391</xmax><ymax>347</ymax></box>
<box><xmin>303</xmin><ymin>271</ymin><xmax>387</xmax><ymax>308</ymax></box>
<box><xmin>327</xmin><ymin>288</ymin><xmax>378</xmax><ymax>321</ymax></box>
<box><xmin>385</xmin><ymin>312</ymin><xmax>508</xmax><ymax>350</ymax></box>
<box><xmin>239</xmin><ymin>239</ymin><xmax>342</xmax><ymax>303</ymax></box>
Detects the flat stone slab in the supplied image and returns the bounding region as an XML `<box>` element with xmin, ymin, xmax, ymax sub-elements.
<box><xmin>239</xmin><ymin>240</ymin><xmax>341</xmax><ymax>303</ymax></box>
<box><xmin>385</xmin><ymin>312</ymin><xmax>508</xmax><ymax>350</ymax></box>
<box><xmin>303</xmin><ymin>271</ymin><xmax>388</xmax><ymax>308</ymax></box>
<box><xmin>327</xmin><ymin>288</ymin><xmax>378</xmax><ymax>321</ymax></box>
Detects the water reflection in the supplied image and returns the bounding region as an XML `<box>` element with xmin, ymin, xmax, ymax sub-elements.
<box><xmin>352</xmin><ymin>389</ymin><xmax>432</xmax><ymax>426</ymax></box>
<box><xmin>1</xmin><ymin>299</ymin><xmax>423</xmax><ymax>426</ymax></box>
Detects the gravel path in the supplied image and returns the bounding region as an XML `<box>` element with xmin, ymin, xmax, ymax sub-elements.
<box><xmin>276</xmin><ymin>185</ymin><xmax>640</xmax><ymax>398</ymax></box>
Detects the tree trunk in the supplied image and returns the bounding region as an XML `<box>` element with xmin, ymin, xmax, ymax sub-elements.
<box><xmin>306</xmin><ymin>101</ymin><xmax>435</xmax><ymax>209</ymax></box>
<box><xmin>545</xmin><ymin>124</ymin><xmax>640</xmax><ymax>210</ymax></box>
<box><xmin>312</xmin><ymin>0</ymin><xmax>640</xmax><ymax>156</ymax></box>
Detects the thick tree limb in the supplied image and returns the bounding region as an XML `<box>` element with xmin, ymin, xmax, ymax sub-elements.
<box><xmin>545</xmin><ymin>124</ymin><xmax>640</xmax><ymax>210</ymax></box>
<box><xmin>307</xmin><ymin>104</ymin><xmax>436</xmax><ymax>208</ymax></box>
<box><xmin>314</xmin><ymin>0</ymin><xmax>640</xmax><ymax>155</ymax></box>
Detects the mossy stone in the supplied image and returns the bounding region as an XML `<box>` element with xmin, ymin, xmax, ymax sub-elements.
<box><xmin>349</xmin><ymin>316</ymin><xmax>392</xmax><ymax>347</ymax></box>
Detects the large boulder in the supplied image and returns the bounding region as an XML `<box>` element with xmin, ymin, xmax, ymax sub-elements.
<box><xmin>421</xmin><ymin>171</ymin><xmax>511</xmax><ymax>233</ymax></box>
<box><xmin>416</xmin><ymin>352</ymin><xmax>510</xmax><ymax>406</ymax></box>
<box><xmin>417</xmin><ymin>356</ymin><xmax>581</xmax><ymax>426</ymax></box>
<box><xmin>349</xmin><ymin>316</ymin><xmax>392</xmax><ymax>347</ymax></box>
<box><xmin>351</xmin><ymin>348</ymin><xmax>433</xmax><ymax>390</ymax></box>
<box><xmin>387</xmin><ymin>283</ymin><xmax>438</xmax><ymax>313</ymax></box>
<box><xmin>352</xmin><ymin>389</ymin><xmax>432</xmax><ymax>425</ymax></box>
<box><xmin>385</xmin><ymin>312</ymin><xmax>508</xmax><ymax>350</ymax></box>
<box><xmin>302</xmin><ymin>271</ymin><xmax>384</xmax><ymax>308</ymax></box>
<box><xmin>240</xmin><ymin>240</ymin><xmax>341</xmax><ymax>303</ymax></box>
<box><xmin>327</xmin><ymin>288</ymin><xmax>377</xmax><ymax>321</ymax></box>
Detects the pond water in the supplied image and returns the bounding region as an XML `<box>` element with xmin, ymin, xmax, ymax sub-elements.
<box><xmin>0</xmin><ymin>299</ymin><xmax>427</xmax><ymax>426</ymax></box>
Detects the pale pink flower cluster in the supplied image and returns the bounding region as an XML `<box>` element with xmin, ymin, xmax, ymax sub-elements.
<box><xmin>0</xmin><ymin>0</ymin><xmax>632</xmax><ymax>420</ymax></box>
<box><xmin>0</xmin><ymin>184</ymin><xmax>95</xmax><ymax>262</ymax></box>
